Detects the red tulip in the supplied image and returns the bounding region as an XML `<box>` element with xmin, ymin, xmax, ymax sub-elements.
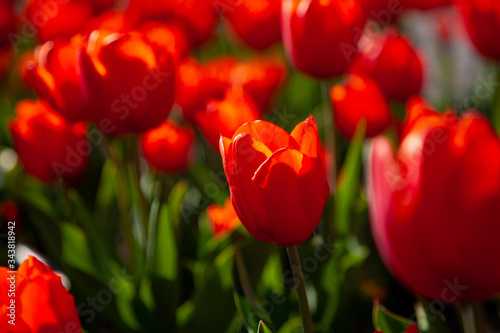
<box><xmin>196</xmin><ymin>88</ymin><xmax>261</xmax><ymax>150</ymax></box>
<box><xmin>140</xmin><ymin>21</ymin><xmax>189</xmax><ymax>64</ymax></box>
<box><xmin>207</xmin><ymin>198</ymin><xmax>241</xmax><ymax>237</ymax></box>
<box><xmin>79</xmin><ymin>30</ymin><xmax>175</xmax><ymax>135</ymax></box>
<box><xmin>281</xmin><ymin>0</ymin><xmax>366</xmax><ymax>79</ymax></box>
<box><xmin>0</xmin><ymin>256</ymin><xmax>81</xmax><ymax>333</ymax></box>
<box><xmin>223</xmin><ymin>0</ymin><xmax>281</xmax><ymax>50</ymax></box>
<box><xmin>141</xmin><ymin>119</ymin><xmax>195</xmax><ymax>173</ymax></box>
<box><xmin>331</xmin><ymin>74</ymin><xmax>391</xmax><ymax>139</ymax></box>
<box><xmin>176</xmin><ymin>57</ymin><xmax>236</xmax><ymax>122</ymax></box>
<box><xmin>368</xmin><ymin>97</ymin><xmax>500</xmax><ymax>300</ymax></box>
<box><xmin>455</xmin><ymin>0</ymin><xmax>500</xmax><ymax>60</ymax></box>
<box><xmin>220</xmin><ymin>116</ymin><xmax>329</xmax><ymax>247</ymax></box>
<box><xmin>22</xmin><ymin>0</ymin><xmax>106</xmax><ymax>43</ymax></box>
<box><xmin>10</xmin><ymin>100</ymin><xmax>88</xmax><ymax>182</ymax></box>
<box><xmin>230</xmin><ymin>57</ymin><xmax>288</xmax><ymax>111</ymax></box>
<box><xmin>125</xmin><ymin>0</ymin><xmax>217</xmax><ymax>48</ymax></box>
<box><xmin>350</xmin><ymin>28</ymin><xmax>423</xmax><ymax>101</ymax></box>
<box><xmin>25</xmin><ymin>35</ymin><xmax>87</xmax><ymax>123</ymax></box>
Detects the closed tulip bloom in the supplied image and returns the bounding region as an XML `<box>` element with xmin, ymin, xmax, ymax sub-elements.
<box><xmin>0</xmin><ymin>256</ymin><xmax>81</xmax><ymax>333</ymax></box>
<box><xmin>230</xmin><ymin>57</ymin><xmax>288</xmax><ymax>111</ymax></box>
<box><xmin>10</xmin><ymin>100</ymin><xmax>88</xmax><ymax>182</ymax></box>
<box><xmin>223</xmin><ymin>0</ymin><xmax>281</xmax><ymax>50</ymax></box>
<box><xmin>367</xmin><ymin>97</ymin><xmax>500</xmax><ymax>300</ymax></box>
<box><xmin>196</xmin><ymin>88</ymin><xmax>261</xmax><ymax>150</ymax></box>
<box><xmin>350</xmin><ymin>29</ymin><xmax>423</xmax><ymax>101</ymax></box>
<box><xmin>331</xmin><ymin>74</ymin><xmax>391</xmax><ymax>139</ymax></box>
<box><xmin>220</xmin><ymin>116</ymin><xmax>329</xmax><ymax>247</ymax></box>
<box><xmin>141</xmin><ymin>119</ymin><xmax>195</xmax><ymax>173</ymax></box>
<box><xmin>282</xmin><ymin>0</ymin><xmax>366</xmax><ymax>79</ymax></box>
<box><xmin>79</xmin><ymin>30</ymin><xmax>175</xmax><ymax>135</ymax></box>
<box><xmin>25</xmin><ymin>35</ymin><xmax>87</xmax><ymax>123</ymax></box>
<box><xmin>455</xmin><ymin>0</ymin><xmax>500</xmax><ymax>60</ymax></box>
<box><xmin>207</xmin><ymin>198</ymin><xmax>241</xmax><ymax>237</ymax></box>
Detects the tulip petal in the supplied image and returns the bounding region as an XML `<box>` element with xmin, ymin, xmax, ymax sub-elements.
<box><xmin>232</xmin><ymin>120</ymin><xmax>300</xmax><ymax>152</ymax></box>
<box><xmin>252</xmin><ymin>147</ymin><xmax>327</xmax><ymax>246</ymax></box>
<box><xmin>290</xmin><ymin>115</ymin><xmax>321</xmax><ymax>159</ymax></box>
<box><xmin>228</xmin><ymin>133</ymin><xmax>274</xmax><ymax>242</ymax></box>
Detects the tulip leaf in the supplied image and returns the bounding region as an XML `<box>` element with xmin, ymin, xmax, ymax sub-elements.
<box><xmin>414</xmin><ymin>301</ymin><xmax>450</xmax><ymax>333</ymax></box>
<box><xmin>334</xmin><ymin>120</ymin><xmax>366</xmax><ymax>237</ymax></box>
<box><xmin>152</xmin><ymin>203</ymin><xmax>177</xmax><ymax>280</ymax></box>
<box><xmin>373</xmin><ymin>301</ymin><xmax>414</xmax><ymax>333</ymax></box>
<box><xmin>60</xmin><ymin>222</ymin><xmax>102</xmax><ymax>281</ymax></box>
<box><xmin>258</xmin><ymin>320</ymin><xmax>274</xmax><ymax>333</ymax></box>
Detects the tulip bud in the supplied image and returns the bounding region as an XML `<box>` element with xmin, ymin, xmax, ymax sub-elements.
<box><xmin>281</xmin><ymin>0</ymin><xmax>366</xmax><ymax>79</ymax></box>
<box><xmin>331</xmin><ymin>74</ymin><xmax>392</xmax><ymax>139</ymax></box>
<box><xmin>0</xmin><ymin>256</ymin><xmax>82</xmax><ymax>333</ymax></box>
<box><xmin>220</xmin><ymin>116</ymin><xmax>329</xmax><ymax>247</ymax></box>
<box><xmin>141</xmin><ymin>119</ymin><xmax>195</xmax><ymax>173</ymax></box>
<box><xmin>9</xmin><ymin>100</ymin><xmax>88</xmax><ymax>183</ymax></box>
<box><xmin>368</xmin><ymin>97</ymin><xmax>500</xmax><ymax>300</ymax></box>
<box><xmin>79</xmin><ymin>30</ymin><xmax>175</xmax><ymax>135</ymax></box>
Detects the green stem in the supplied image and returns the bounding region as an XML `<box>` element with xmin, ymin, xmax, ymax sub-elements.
<box><xmin>102</xmin><ymin>135</ymin><xmax>136</xmax><ymax>272</ymax></box>
<box><xmin>286</xmin><ymin>246</ymin><xmax>314</xmax><ymax>333</ymax></box>
<box><xmin>321</xmin><ymin>80</ymin><xmax>336</xmax><ymax>193</ymax></box>
<box><xmin>233</xmin><ymin>245</ymin><xmax>258</xmax><ymax>314</ymax></box>
<box><xmin>457</xmin><ymin>303</ymin><xmax>484</xmax><ymax>333</ymax></box>
<box><xmin>130</xmin><ymin>137</ymin><xmax>149</xmax><ymax>239</ymax></box>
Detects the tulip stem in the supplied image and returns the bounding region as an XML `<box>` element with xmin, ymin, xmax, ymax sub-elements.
<box><xmin>493</xmin><ymin>64</ymin><xmax>500</xmax><ymax>135</ymax></box>
<box><xmin>457</xmin><ymin>303</ymin><xmax>486</xmax><ymax>333</ymax></box>
<box><xmin>321</xmin><ymin>80</ymin><xmax>336</xmax><ymax>193</ymax></box>
<box><xmin>130</xmin><ymin>137</ymin><xmax>149</xmax><ymax>239</ymax></box>
<box><xmin>286</xmin><ymin>246</ymin><xmax>314</xmax><ymax>333</ymax></box>
<box><xmin>102</xmin><ymin>135</ymin><xmax>136</xmax><ymax>272</ymax></box>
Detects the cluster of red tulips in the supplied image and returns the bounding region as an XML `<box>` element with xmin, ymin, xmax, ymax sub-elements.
<box><xmin>1</xmin><ymin>0</ymin><xmax>500</xmax><ymax>332</ymax></box>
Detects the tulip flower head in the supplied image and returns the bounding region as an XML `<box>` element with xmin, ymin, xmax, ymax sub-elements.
<box><xmin>281</xmin><ymin>0</ymin><xmax>366</xmax><ymax>79</ymax></box>
<box><xmin>207</xmin><ymin>198</ymin><xmax>241</xmax><ymax>238</ymax></box>
<box><xmin>196</xmin><ymin>87</ymin><xmax>261</xmax><ymax>150</ymax></box>
<box><xmin>220</xmin><ymin>116</ymin><xmax>329</xmax><ymax>247</ymax></box>
<box><xmin>9</xmin><ymin>100</ymin><xmax>88</xmax><ymax>182</ymax></box>
<box><xmin>368</xmin><ymin>97</ymin><xmax>500</xmax><ymax>300</ymax></box>
<box><xmin>141</xmin><ymin>119</ymin><xmax>195</xmax><ymax>173</ymax></box>
<box><xmin>223</xmin><ymin>0</ymin><xmax>282</xmax><ymax>50</ymax></box>
<box><xmin>350</xmin><ymin>28</ymin><xmax>423</xmax><ymax>101</ymax></box>
<box><xmin>455</xmin><ymin>0</ymin><xmax>500</xmax><ymax>61</ymax></box>
<box><xmin>79</xmin><ymin>30</ymin><xmax>175</xmax><ymax>135</ymax></box>
<box><xmin>331</xmin><ymin>74</ymin><xmax>392</xmax><ymax>139</ymax></box>
<box><xmin>0</xmin><ymin>256</ymin><xmax>82</xmax><ymax>333</ymax></box>
<box><xmin>26</xmin><ymin>35</ymin><xmax>88</xmax><ymax>123</ymax></box>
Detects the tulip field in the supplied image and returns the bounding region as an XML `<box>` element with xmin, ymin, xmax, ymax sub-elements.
<box><xmin>1</xmin><ymin>0</ymin><xmax>500</xmax><ymax>332</ymax></box>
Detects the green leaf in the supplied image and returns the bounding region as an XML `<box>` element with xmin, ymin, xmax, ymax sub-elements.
<box><xmin>373</xmin><ymin>301</ymin><xmax>414</xmax><ymax>333</ymax></box>
<box><xmin>152</xmin><ymin>203</ymin><xmax>177</xmax><ymax>280</ymax></box>
<box><xmin>60</xmin><ymin>222</ymin><xmax>103</xmax><ymax>282</ymax></box>
<box><xmin>334</xmin><ymin>120</ymin><xmax>366</xmax><ymax>236</ymax></box>
<box><xmin>414</xmin><ymin>301</ymin><xmax>450</xmax><ymax>333</ymax></box>
<box><xmin>258</xmin><ymin>320</ymin><xmax>273</xmax><ymax>333</ymax></box>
